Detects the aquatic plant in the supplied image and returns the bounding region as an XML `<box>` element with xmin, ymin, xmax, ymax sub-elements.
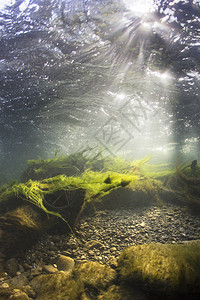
<box><xmin>21</xmin><ymin>149</ymin><xmax>155</xmax><ymax>182</ymax></box>
<box><xmin>21</xmin><ymin>148</ymin><xmax>106</xmax><ymax>181</ymax></box>
<box><xmin>2</xmin><ymin>152</ymin><xmax>191</xmax><ymax>226</ymax></box>
<box><xmin>0</xmin><ymin>170</ymin><xmax>139</xmax><ymax>224</ymax></box>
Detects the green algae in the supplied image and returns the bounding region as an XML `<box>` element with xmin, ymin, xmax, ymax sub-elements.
<box><xmin>0</xmin><ymin>170</ymin><xmax>139</xmax><ymax>223</ymax></box>
<box><xmin>21</xmin><ymin>148</ymin><xmax>106</xmax><ymax>181</ymax></box>
<box><xmin>2</xmin><ymin>152</ymin><xmax>199</xmax><ymax>225</ymax></box>
<box><xmin>21</xmin><ymin>149</ymin><xmax>154</xmax><ymax>182</ymax></box>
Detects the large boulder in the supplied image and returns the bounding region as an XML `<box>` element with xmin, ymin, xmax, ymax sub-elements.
<box><xmin>118</xmin><ymin>240</ymin><xmax>200</xmax><ymax>299</ymax></box>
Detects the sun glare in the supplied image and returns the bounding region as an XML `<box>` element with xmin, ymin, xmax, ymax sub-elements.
<box><xmin>0</xmin><ymin>0</ymin><xmax>15</xmax><ymax>10</ymax></box>
<box><xmin>147</xmin><ymin>69</ymin><xmax>173</xmax><ymax>85</ymax></box>
<box><xmin>123</xmin><ymin>0</ymin><xmax>154</xmax><ymax>16</ymax></box>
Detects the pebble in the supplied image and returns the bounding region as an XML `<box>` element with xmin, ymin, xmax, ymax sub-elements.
<box><xmin>43</xmin><ymin>264</ymin><xmax>58</xmax><ymax>274</ymax></box>
<box><xmin>1</xmin><ymin>282</ymin><xmax>9</xmax><ymax>288</ymax></box>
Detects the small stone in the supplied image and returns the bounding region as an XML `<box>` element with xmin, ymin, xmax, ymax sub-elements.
<box><xmin>86</xmin><ymin>240</ymin><xmax>103</xmax><ymax>250</ymax></box>
<box><xmin>43</xmin><ymin>264</ymin><xmax>58</xmax><ymax>274</ymax></box>
<box><xmin>70</xmin><ymin>243</ymin><xmax>77</xmax><ymax>250</ymax></box>
<box><xmin>30</xmin><ymin>267</ymin><xmax>43</xmax><ymax>276</ymax></box>
<box><xmin>140</xmin><ymin>222</ymin><xmax>145</xmax><ymax>227</ymax></box>
<box><xmin>83</xmin><ymin>259</ymin><xmax>90</xmax><ymax>264</ymax></box>
<box><xmin>61</xmin><ymin>250</ymin><xmax>72</xmax><ymax>256</ymax></box>
<box><xmin>23</xmin><ymin>263</ymin><xmax>31</xmax><ymax>271</ymax></box>
<box><xmin>9</xmin><ymin>289</ymin><xmax>29</xmax><ymax>300</ymax></box>
<box><xmin>56</xmin><ymin>255</ymin><xmax>75</xmax><ymax>272</ymax></box>
<box><xmin>0</xmin><ymin>273</ymin><xmax>9</xmax><ymax>279</ymax></box>
<box><xmin>22</xmin><ymin>285</ymin><xmax>36</xmax><ymax>298</ymax></box>
<box><xmin>108</xmin><ymin>256</ymin><xmax>118</xmax><ymax>269</ymax></box>
<box><xmin>1</xmin><ymin>282</ymin><xmax>9</xmax><ymax>288</ymax></box>
<box><xmin>88</xmin><ymin>250</ymin><xmax>95</xmax><ymax>256</ymax></box>
<box><xmin>96</xmin><ymin>254</ymin><xmax>102</xmax><ymax>260</ymax></box>
<box><xmin>110</xmin><ymin>247</ymin><xmax>117</xmax><ymax>252</ymax></box>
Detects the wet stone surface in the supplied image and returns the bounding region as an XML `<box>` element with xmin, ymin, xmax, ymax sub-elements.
<box><xmin>21</xmin><ymin>203</ymin><xmax>200</xmax><ymax>267</ymax></box>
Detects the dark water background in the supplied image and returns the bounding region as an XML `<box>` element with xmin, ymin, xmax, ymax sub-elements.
<box><xmin>0</xmin><ymin>0</ymin><xmax>199</xmax><ymax>181</ymax></box>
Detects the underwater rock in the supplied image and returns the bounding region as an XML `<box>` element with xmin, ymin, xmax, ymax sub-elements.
<box><xmin>56</xmin><ymin>255</ymin><xmax>75</xmax><ymax>272</ymax></box>
<box><xmin>29</xmin><ymin>267</ymin><xmax>43</xmax><ymax>278</ymax></box>
<box><xmin>42</xmin><ymin>264</ymin><xmax>58</xmax><ymax>274</ymax></box>
<box><xmin>85</xmin><ymin>240</ymin><xmax>104</xmax><ymax>250</ymax></box>
<box><xmin>7</xmin><ymin>274</ymin><xmax>29</xmax><ymax>289</ymax></box>
<box><xmin>73</xmin><ymin>261</ymin><xmax>116</xmax><ymax>290</ymax></box>
<box><xmin>30</xmin><ymin>272</ymin><xmax>83</xmax><ymax>300</ymax></box>
<box><xmin>0</xmin><ymin>206</ymin><xmax>42</xmax><ymax>259</ymax></box>
<box><xmin>4</xmin><ymin>258</ymin><xmax>19</xmax><ymax>277</ymax></box>
<box><xmin>107</xmin><ymin>256</ymin><xmax>118</xmax><ymax>269</ymax></box>
<box><xmin>0</xmin><ymin>287</ymin><xmax>30</xmax><ymax>300</ymax></box>
<box><xmin>21</xmin><ymin>285</ymin><xmax>36</xmax><ymax>299</ymax></box>
<box><xmin>118</xmin><ymin>240</ymin><xmax>200</xmax><ymax>299</ymax></box>
<box><xmin>29</xmin><ymin>261</ymin><xmax>116</xmax><ymax>299</ymax></box>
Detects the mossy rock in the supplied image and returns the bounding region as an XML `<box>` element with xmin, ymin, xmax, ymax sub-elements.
<box><xmin>118</xmin><ymin>240</ymin><xmax>200</xmax><ymax>298</ymax></box>
<box><xmin>30</xmin><ymin>262</ymin><xmax>116</xmax><ymax>299</ymax></box>
<box><xmin>30</xmin><ymin>272</ymin><xmax>83</xmax><ymax>300</ymax></box>
<box><xmin>73</xmin><ymin>261</ymin><xmax>116</xmax><ymax>290</ymax></box>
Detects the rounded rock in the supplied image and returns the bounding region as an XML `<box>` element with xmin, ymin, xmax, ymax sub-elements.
<box><xmin>56</xmin><ymin>255</ymin><xmax>75</xmax><ymax>272</ymax></box>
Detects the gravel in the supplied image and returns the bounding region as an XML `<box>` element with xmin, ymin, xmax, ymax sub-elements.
<box><xmin>22</xmin><ymin>203</ymin><xmax>200</xmax><ymax>267</ymax></box>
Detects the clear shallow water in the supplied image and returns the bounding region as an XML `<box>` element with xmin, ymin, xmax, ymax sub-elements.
<box><xmin>0</xmin><ymin>0</ymin><xmax>199</xmax><ymax>181</ymax></box>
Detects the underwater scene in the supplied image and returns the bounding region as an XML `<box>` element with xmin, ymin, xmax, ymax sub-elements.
<box><xmin>0</xmin><ymin>0</ymin><xmax>200</xmax><ymax>299</ymax></box>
